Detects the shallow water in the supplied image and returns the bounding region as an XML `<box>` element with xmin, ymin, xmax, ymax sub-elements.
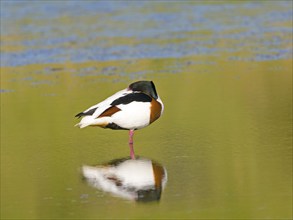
<box><xmin>1</xmin><ymin>1</ymin><xmax>292</xmax><ymax>219</ymax></box>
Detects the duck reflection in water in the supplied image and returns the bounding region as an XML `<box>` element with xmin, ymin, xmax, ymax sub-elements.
<box><xmin>82</xmin><ymin>157</ymin><xmax>167</xmax><ymax>202</ymax></box>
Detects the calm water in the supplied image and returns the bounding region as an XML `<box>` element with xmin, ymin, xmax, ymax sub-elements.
<box><xmin>1</xmin><ymin>1</ymin><xmax>292</xmax><ymax>219</ymax></box>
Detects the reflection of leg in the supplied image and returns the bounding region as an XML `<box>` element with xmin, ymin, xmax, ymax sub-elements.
<box><xmin>129</xmin><ymin>129</ymin><xmax>135</xmax><ymax>160</ymax></box>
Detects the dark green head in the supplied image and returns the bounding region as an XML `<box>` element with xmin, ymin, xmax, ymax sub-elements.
<box><xmin>128</xmin><ymin>81</ymin><xmax>158</xmax><ymax>99</ymax></box>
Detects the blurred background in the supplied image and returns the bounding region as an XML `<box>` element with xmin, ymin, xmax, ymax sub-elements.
<box><xmin>1</xmin><ymin>1</ymin><xmax>292</xmax><ymax>219</ymax></box>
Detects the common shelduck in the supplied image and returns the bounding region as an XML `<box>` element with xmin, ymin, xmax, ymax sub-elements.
<box><xmin>75</xmin><ymin>81</ymin><xmax>164</xmax><ymax>159</ymax></box>
<box><xmin>82</xmin><ymin>157</ymin><xmax>167</xmax><ymax>202</ymax></box>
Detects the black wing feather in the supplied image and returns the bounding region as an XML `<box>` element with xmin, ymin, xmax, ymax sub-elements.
<box><xmin>111</xmin><ymin>93</ymin><xmax>152</xmax><ymax>106</ymax></box>
<box><xmin>75</xmin><ymin>107</ymin><xmax>98</xmax><ymax>118</ymax></box>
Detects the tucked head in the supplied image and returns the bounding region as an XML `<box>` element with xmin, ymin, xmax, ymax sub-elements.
<box><xmin>128</xmin><ymin>81</ymin><xmax>158</xmax><ymax>99</ymax></box>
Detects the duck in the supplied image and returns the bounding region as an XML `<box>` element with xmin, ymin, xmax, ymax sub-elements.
<box><xmin>75</xmin><ymin>81</ymin><xmax>164</xmax><ymax>159</ymax></box>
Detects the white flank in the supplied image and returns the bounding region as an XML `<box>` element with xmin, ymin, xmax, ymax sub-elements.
<box><xmin>112</xmin><ymin>101</ymin><xmax>151</xmax><ymax>130</ymax></box>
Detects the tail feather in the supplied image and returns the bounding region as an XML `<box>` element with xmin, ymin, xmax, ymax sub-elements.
<box><xmin>75</xmin><ymin>116</ymin><xmax>95</xmax><ymax>128</ymax></box>
<box><xmin>75</xmin><ymin>122</ymin><xmax>91</xmax><ymax>128</ymax></box>
<box><xmin>75</xmin><ymin>116</ymin><xmax>110</xmax><ymax>128</ymax></box>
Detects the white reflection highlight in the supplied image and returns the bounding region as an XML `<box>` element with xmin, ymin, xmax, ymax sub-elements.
<box><xmin>82</xmin><ymin>157</ymin><xmax>167</xmax><ymax>202</ymax></box>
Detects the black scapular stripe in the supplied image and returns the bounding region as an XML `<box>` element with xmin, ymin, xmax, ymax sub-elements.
<box><xmin>111</xmin><ymin>93</ymin><xmax>151</xmax><ymax>106</ymax></box>
<box><xmin>75</xmin><ymin>107</ymin><xmax>98</xmax><ymax>118</ymax></box>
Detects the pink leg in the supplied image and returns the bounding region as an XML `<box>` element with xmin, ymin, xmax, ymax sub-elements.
<box><xmin>129</xmin><ymin>130</ymin><xmax>135</xmax><ymax>159</ymax></box>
